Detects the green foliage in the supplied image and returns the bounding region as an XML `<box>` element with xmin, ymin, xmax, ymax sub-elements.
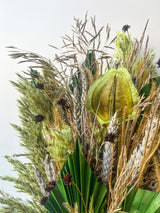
<box><xmin>114</xmin><ymin>31</ymin><xmax>156</xmax><ymax>91</ymax></box>
<box><xmin>0</xmin><ymin>191</ymin><xmax>45</xmax><ymax>213</ymax></box>
<box><xmin>140</xmin><ymin>76</ymin><xmax>160</xmax><ymax>98</ymax></box>
<box><xmin>123</xmin><ymin>187</ymin><xmax>160</xmax><ymax>212</ymax></box>
<box><xmin>114</xmin><ymin>32</ymin><xmax>132</xmax><ymax>61</ymax></box>
<box><xmin>84</xmin><ymin>51</ymin><xmax>97</xmax><ymax>77</ymax></box>
<box><xmin>1</xmin><ymin>155</ymin><xmax>42</xmax><ymax>198</ymax></box>
<box><xmin>45</xmin><ymin>141</ymin><xmax>107</xmax><ymax>213</ymax></box>
<box><xmin>46</xmin><ymin>125</ymin><xmax>75</xmax><ymax>164</ymax></box>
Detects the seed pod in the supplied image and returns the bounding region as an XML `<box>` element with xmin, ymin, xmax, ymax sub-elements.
<box><xmin>85</xmin><ymin>67</ymin><xmax>139</xmax><ymax>125</ymax></box>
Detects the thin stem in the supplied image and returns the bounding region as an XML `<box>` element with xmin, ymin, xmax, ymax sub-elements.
<box><xmin>107</xmin><ymin>143</ymin><xmax>114</xmax><ymax>211</ymax></box>
<box><xmin>72</xmin><ymin>181</ymin><xmax>87</xmax><ymax>213</ymax></box>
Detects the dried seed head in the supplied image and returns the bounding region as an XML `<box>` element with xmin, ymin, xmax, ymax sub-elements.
<box><xmin>40</xmin><ymin>196</ymin><xmax>48</xmax><ymax>205</ymax></box>
<box><xmin>45</xmin><ymin>181</ymin><xmax>56</xmax><ymax>192</ymax></box>
<box><xmin>122</xmin><ymin>25</ymin><xmax>130</xmax><ymax>32</ymax></box>
<box><xmin>105</xmin><ymin>132</ymin><xmax>116</xmax><ymax>143</ymax></box>
<box><xmin>34</xmin><ymin>114</ymin><xmax>44</xmax><ymax>123</ymax></box>
<box><xmin>63</xmin><ymin>174</ymin><xmax>72</xmax><ymax>185</ymax></box>
<box><xmin>57</xmin><ymin>98</ymin><xmax>69</xmax><ymax>110</ymax></box>
<box><xmin>156</xmin><ymin>58</ymin><xmax>160</xmax><ymax>68</ymax></box>
<box><xmin>36</xmin><ymin>83</ymin><xmax>44</xmax><ymax>89</ymax></box>
<box><xmin>33</xmin><ymin>166</ymin><xmax>49</xmax><ymax>197</ymax></box>
<box><xmin>43</xmin><ymin>154</ymin><xmax>56</xmax><ymax>182</ymax></box>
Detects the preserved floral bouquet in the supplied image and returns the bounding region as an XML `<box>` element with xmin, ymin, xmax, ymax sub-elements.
<box><xmin>1</xmin><ymin>15</ymin><xmax>160</xmax><ymax>213</ymax></box>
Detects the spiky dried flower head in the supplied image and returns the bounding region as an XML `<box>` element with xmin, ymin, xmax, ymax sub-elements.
<box><xmin>45</xmin><ymin>181</ymin><xmax>56</xmax><ymax>192</ymax></box>
<box><xmin>57</xmin><ymin>97</ymin><xmax>70</xmax><ymax>110</ymax></box>
<box><xmin>40</xmin><ymin>196</ymin><xmax>48</xmax><ymax>206</ymax></box>
<box><xmin>122</xmin><ymin>25</ymin><xmax>130</xmax><ymax>32</ymax></box>
<box><xmin>34</xmin><ymin>114</ymin><xmax>45</xmax><ymax>123</ymax></box>
<box><xmin>63</xmin><ymin>174</ymin><xmax>72</xmax><ymax>185</ymax></box>
<box><xmin>105</xmin><ymin>133</ymin><xmax>116</xmax><ymax>143</ymax></box>
<box><xmin>156</xmin><ymin>58</ymin><xmax>160</xmax><ymax>68</ymax></box>
<box><xmin>36</xmin><ymin>82</ymin><xmax>44</xmax><ymax>89</ymax></box>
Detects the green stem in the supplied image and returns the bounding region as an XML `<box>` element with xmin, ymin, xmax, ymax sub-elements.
<box><xmin>72</xmin><ymin>181</ymin><xmax>87</xmax><ymax>213</ymax></box>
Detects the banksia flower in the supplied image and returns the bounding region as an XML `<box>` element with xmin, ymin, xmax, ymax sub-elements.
<box><xmin>43</xmin><ymin>154</ymin><xmax>56</xmax><ymax>183</ymax></box>
<box><xmin>86</xmin><ymin>67</ymin><xmax>139</xmax><ymax>124</ymax></box>
<box><xmin>101</xmin><ymin>112</ymin><xmax>118</xmax><ymax>185</ymax></box>
<box><xmin>33</xmin><ymin>166</ymin><xmax>49</xmax><ymax>197</ymax></box>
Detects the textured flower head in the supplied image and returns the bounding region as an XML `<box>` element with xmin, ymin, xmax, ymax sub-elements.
<box><xmin>63</xmin><ymin>174</ymin><xmax>72</xmax><ymax>185</ymax></box>
<box><xmin>85</xmin><ymin>67</ymin><xmax>139</xmax><ymax>125</ymax></box>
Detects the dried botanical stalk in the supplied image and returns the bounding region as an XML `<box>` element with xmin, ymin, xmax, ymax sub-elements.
<box><xmin>108</xmin><ymin>102</ymin><xmax>160</xmax><ymax>212</ymax></box>
<box><xmin>107</xmin><ymin>146</ymin><xmax>136</xmax><ymax>213</ymax></box>
<box><xmin>43</xmin><ymin>154</ymin><xmax>56</xmax><ymax>182</ymax></box>
<box><xmin>33</xmin><ymin>166</ymin><xmax>49</xmax><ymax>197</ymax></box>
<box><xmin>80</xmin><ymin>66</ymin><xmax>88</xmax><ymax>150</ymax></box>
<box><xmin>128</xmin><ymin>117</ymin><xmax>159</xmax><ymax>181</ymax></box>
<box><xmin>73</xmin><ymin>86</ymin><xmax>81</xmax><ymax>135</ymax></box>
<box><xmin>153</xmin><ymin>156</ymin><xmax>160</xmax><ymax>192</ymax></box>
<box><xmin>101</xmin><ymin>112</ymin><xmax>118</xmax><ymax>185</ymax></box>
<box><xmin>63</xmin><ymin>202</ymin><xmax>78</xmax><ymax>213</ymax></box>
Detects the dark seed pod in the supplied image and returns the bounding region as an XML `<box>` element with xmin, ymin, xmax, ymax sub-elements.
<box><xmin>63</xmin><ymin>174</ymin><xmax>72</xmax><ymax>185</ymax></box>
<box><xmin>156</xmin><ymin>58</ymin><xmax>160</xmax><ymax>68</ymax></box>
<box><xmin>36</xmin><ymin>83</ymin><xmax>44</xmax><ymax>89</ymax></box>
<box><xmin>57</xmin><ymin>98</ymin><xmax>70</xmax><ymax>110</ymax></box>
<box><xmin>45</xmin><ymin>181</ymin><xmax>56</xmax><ymax>192</ymax></box>
<box><xmin>40</xmin><ymin>196</ymin><xmax>48</xmax><ymax>205</ymax></box>
<box><xmin>34</xmin><ymin>115</ymin><xmax>45</xmax><ymax>123</ymax></box>
<box><xmin>105</xmin><ymin>133</ymin><xmax>116</xmax><ymax>143</ymax></box>
<box><xmin>122</xmin><ymin>25</ymin><xmax>130</xmax><ymax>32</ymax></box>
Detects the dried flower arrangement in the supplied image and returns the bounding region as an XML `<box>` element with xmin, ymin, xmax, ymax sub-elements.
<box><xmin>0</xmin><ymin>15</ymin><xmax>160</xmax><ymax>213</ymax></box>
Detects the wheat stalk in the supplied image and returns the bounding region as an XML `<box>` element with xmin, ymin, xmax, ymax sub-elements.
<box><xmin>33</xmin><ymin>166</ymin><xmax>49</xmax><ymax>197</ymax></box>
<box><xmin>101</xmin><ymin>112</ymin><xmax>118</xmax><ymax>185</ymax></box>
<box><xmin>43</xmin><ymin>154</ymin><xmax>56</xmax><ymax>183</ymax></box>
